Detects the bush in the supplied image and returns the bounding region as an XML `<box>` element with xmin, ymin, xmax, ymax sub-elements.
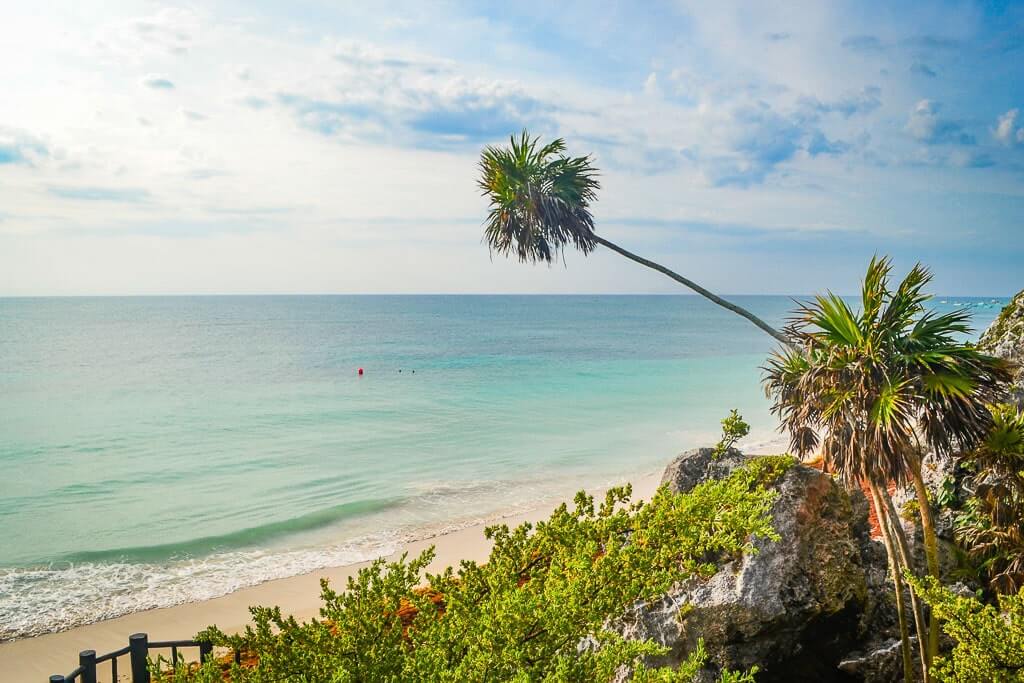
<box><xmin>955</xmin><ymin>404</ymin><xmax>1024</xmax><ymax>594</ymax></box>
<box><xmin>911</xmin><ymin>575</ymin><xmax>1024</xmax><ymax>682</ymax></box>
<box><xmin>712</xmin><ymin>409</ymin><xmax>750</xmax><ymax>459</ymax></box>
<box><xmin>156</xmin><ymin>457</ymin><xmax>793</xmax><ymax>682</ymax></box>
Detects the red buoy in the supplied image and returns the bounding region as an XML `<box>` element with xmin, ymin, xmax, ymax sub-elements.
<box><xmin>358</xmin><ymin>368</ymin><xmax>364</xmax><ymax>376</ymax></box>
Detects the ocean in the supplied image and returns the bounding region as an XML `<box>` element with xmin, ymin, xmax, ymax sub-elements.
<box><xmin>0</xmin><ymin>294</ymin><xmax>1007</xmax><ymax>639</ymax></box>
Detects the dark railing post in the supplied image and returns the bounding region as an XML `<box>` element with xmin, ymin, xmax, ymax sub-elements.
<box><xmin>49</xmin><ymin>676</ymin><xmax>65</xmax><ymax>683</ymax></box>
<box><xmin>79</xmin><ymin>650</ymin><xmax>97</xmax><ymax>683</ymax></box>
<box><xmin>199</xmin><ymin>641</ymin><xmax>213</xmax><ymax>663</ymax></box>
<box><xmin>129</xmin><ymin>633</ymin><xmax>150</xmax><ymax>683</ymax></box>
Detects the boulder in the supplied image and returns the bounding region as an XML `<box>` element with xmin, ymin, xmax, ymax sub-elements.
<box><xmin>837</xmin><ymin>638</ymin><xmax>908</xmax><ymax>683</ymax></box>
<box><xmin>618</xmin><ymin>448</ymin><xmax>889</xmax><ymax>682</ymax></box>
<box><xmin>659</xmin><ymin>445</ymin><xmax>749</xmax><ymax>493</ymax></box>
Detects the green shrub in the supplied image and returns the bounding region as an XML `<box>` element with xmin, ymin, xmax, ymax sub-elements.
<box><xmin>900</xmin><ymin>497</ymin><xmax>920</xmax><ymax>522</ymax></box>
<box><xmin>157</xmin><ymin>458</ymin><xmax>791</xmax><ymax>682</ymax></box>
<box><xmin>911</xmin><ymin>575</ymin><xmax>1024</xmax><ymax>682</ymax></box>
<box><xmin>955</xmin><ymin>404</ymin><xmax>1024</xmax><ymax>594</ymax></box>
<box><xmin>935</xmin><ymin>474</ymin><xmax>959</xmax><ymax>509</ymax></box>
<box><xmin>712</xmin><ymin>409</ymin><xmax>751</xmax><ymax>459</ymax></box>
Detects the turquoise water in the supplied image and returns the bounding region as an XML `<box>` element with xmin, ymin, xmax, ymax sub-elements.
<box><xmin>0</xmin><ymin>295</ymin><xmax>1007</xmax><ymax>638</ymax></box>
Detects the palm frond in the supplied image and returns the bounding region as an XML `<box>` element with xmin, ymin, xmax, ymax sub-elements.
<box><xmin>810</xmin><ymin>293</ymin><xmax>863</xmax><ymax>347</ymax></box>
<box><xmin>860</xmin><ymin>254</ymin><xmax>890</xmax><ymax>328</ymax></box>
<box><xmin>478</xmin><ymin>131</ymin><xmax>600</xmax><ymax>265</ymax></box>
<box><xmin>763</xmin><ymin>257</ymin><xmax>1013</xmax><ymax>489</ymax></box>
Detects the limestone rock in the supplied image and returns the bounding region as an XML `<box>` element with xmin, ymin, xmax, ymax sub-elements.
<box><xmin>620</xmin><ymin>448</ymin><xmax>882</xmax><ymax>682</ymax></box>
<box><xmin>837</xmin><ymin>638</ymin><xmax>908</xmax><ymax>683</ymax></box>
<box><xmin>979</xmin><ymin>288</ymin><xmax>1024</xmax><ymax>406</ymax></box>
<box><xmin>659</xmin><ymin>446</ymin><xmax>747</xmax><ymax>493</ymax></box>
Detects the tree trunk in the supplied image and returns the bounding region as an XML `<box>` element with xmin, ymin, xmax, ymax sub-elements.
<box><xmin>881</xmin><ymin>489</ymin><xmax>931</xmax><ymax>681</ymax></box>
<box><xmin>869</xmin><ymin>482</ymin><xmax>914</xmax><ymax>683</ymax></box>
<box><xmin>592</xmin><ymin>235</ymin><xmax>795</xmax><ymax>349</ymax></box>
<box><xmin>908</xmin><ymin>454</ymin><xmax>942</xmax><ymax>663</ymax></box>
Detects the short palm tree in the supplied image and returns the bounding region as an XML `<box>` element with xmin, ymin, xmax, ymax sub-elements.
<box><xmin>763</xmin><ymin>256</ymin><xmax>1012</xmax><ymax>682</ymax></box>
<box><xmin>477</xmin><ymin>131</ymin><xmax>792</xmax><ymax>347</ymax></box>
<box><xmin>957</xmin><ymin>403</ymin><xmax>1024</xmax><ymax>594</ymax></box>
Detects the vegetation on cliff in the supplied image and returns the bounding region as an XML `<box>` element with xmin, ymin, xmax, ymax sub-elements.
<box><xmin>912</xmin><ymin>576</ymin><xmax>1024</xmax><ymax>682</ymax></box>
<box><xmin>979</xmin><ymin>289</ymin><xmax>1024</xmax><ymax>362</ymax></box>
<box><xmin>763</xmin><ymin>256</ymin><xmax>1011</xmax><ymax>682</ymax></box>
<box><xmin>956</xmin><ymin>403</ymin><xmax>1024</xmax><ymax>595</ymax></box>
<box><xmin>154</xmin><ymin>457</ymin><xmax>791</xmax><ymax>682</ymax></box>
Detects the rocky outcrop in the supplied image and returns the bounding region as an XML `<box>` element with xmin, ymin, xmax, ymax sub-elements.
<box><xmin>979</xmin><ymin>288</ymin><xmax>1024</xmax><ymax>406</ymax></box>
<box><xmin>617</xmin><ymin>448</ymin><xmax>896</xmax><ymax>682</ymax></box>
<box><xmin>837</xmin><ymin>639</ymin><xmax>907</xmax><ymax>683</ymax></box>
<box><xmin>615</xmin><ymin>294</ymin><xmax>1024</xmax><ymax>680</ymax></box>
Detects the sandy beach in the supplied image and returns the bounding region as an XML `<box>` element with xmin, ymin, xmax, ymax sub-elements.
<box><xmin>1</xmin><ymin>470</ymin><xmax>670</xmax><ymax>682</ymax></box>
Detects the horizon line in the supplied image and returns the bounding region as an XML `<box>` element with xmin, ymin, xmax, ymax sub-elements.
<box><xmin>0</xmin><ymin>292</ymin><xmax>1013</xmax><ymax>299</ymax></box>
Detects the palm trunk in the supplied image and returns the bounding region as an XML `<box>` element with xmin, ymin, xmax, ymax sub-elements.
<box><xmin>908</xmin><ymin>454</ymin><xmax>942</xmax><ymax>663</ymax></box>
<box><xmin>592</xmin><ymin>235</ymin><xmax>795</xmax><ymax>349</ymax></box>
<box><xmin>869</xmin><ymin>482</ymin><xmax>914</xmax><ymax>683</ymax></box>
<box><xmin>881</xmin><ymin>489</ymin><xmax>931</xmax><ymax>681</ymax></box>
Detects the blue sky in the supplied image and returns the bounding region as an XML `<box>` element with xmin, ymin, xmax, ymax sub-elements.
<box><xmin>0</xmin><ymin>1</ymin><xmax>1022</xmax><ymax>295</ymax></box>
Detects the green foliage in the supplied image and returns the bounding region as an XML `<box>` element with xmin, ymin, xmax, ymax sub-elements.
<box><xmin>935</xmin><ymin>473</ymin><xmax>959</xmax><ymax>509</ymax></box>
<box><xmin>911</xmin><ymin>575</ymin><xmax>1024</xmax><ymax>682</ymax></box>
<box><xmin>712</xmin><ymin>409</ymin><xmax>750</xmax><ymax>459</ymax></box>
<box><xmin>956</xmin><ymin>404</ymin><xmax>1024</xmax><ymax>594</ymax></box>
<box><xmin>477</xmin><ymin>131</ymin><xmax>600</xmax><ymax>265</ymax></box>
<box><xmin>149</xmin><ymin>653</ymin><xmax>222</xmax><ymax>683</ymax></box>
<box><xmin>156</xmin><ymin>461</ymin><xmax>789</xmax><ymax>682</ymax></box>
<box><xmin>900</xmin><ymin>497</ymin><xmax>920</xmax><ymax>522</ymax></box>
<box><xmin>763</xmin><ymin>255</ymin><xmax>1011</xmax><ymax>487</ymax></box>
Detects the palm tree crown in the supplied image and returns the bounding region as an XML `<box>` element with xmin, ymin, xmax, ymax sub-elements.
<box><xmin>477</xmin><ymin>131</ymin><xmax>793</xmax><ymax>347</ymax></box>
<box><xmin>764</xmin><ymin>256</ymin><xmax>1011</xmax><ymax>487</ymax></box>
<box><xmin>478</xmin><ymin>131</ymin><xmax>600</xmax><ymax>265</ymax></box>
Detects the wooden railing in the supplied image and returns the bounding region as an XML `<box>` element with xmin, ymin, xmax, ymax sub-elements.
<box><xmin>47</xmin><ymin>632</ymin><xmax>239</xmax><ymax>682</ymax></box>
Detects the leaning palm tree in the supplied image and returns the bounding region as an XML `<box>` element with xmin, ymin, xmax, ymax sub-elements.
<box><xmin>763</xmin><ymin>257</ymin><xmax>1011</xmax><ymax>682</ymax></box>
<box><xmin>477</xmin><ymin>131</ymin><xmax>792</xmax><ymax>347</ymax></box>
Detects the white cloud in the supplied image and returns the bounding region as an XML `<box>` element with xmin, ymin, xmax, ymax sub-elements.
<box><xmin>0</xmin><ymin>1</ymin><xmax>1020</xmax><ymax>296</ymax></box>
<box><xmin>94</xmin><ymin>7</ymin><xmax>199</xmax><ymax>61</ymax></box>
<box><xmin>643</xmin><ymin>72</ymin><xmax>661</xmax><ymax>97</ymax></box>
<box><xmin>270</xmin><ymin>49</ymin><xmax>555</xmax><ymax>147</ymax></box>
<box><xmin>0</xmin><ymin>126</ymin><xmax>49</xmax><ymax>166</ymax></box>
<box><xmin>905</xmin><ymin>99</ymin><xmax>974</xmax><ymax>145</ymax></box>
<box><xmin>180</xmin><ymin>109</ymin><xmax>207</xmax><ymax>122</ymax></box>
<box><xmin>141</xmin><ymin>73</ymin><xmax>175</xmax><ymax>90</ymax></box>
<box><xmin>994</xmin><ymin>108</ymin><xmax>1023</xmax><ymax>146</ymax></box>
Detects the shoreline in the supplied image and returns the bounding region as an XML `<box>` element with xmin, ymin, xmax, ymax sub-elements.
<box><xmin>0</xmin><ymin>437</ymin><xmax>789</xmax><ymax>681</ymax></box>
<box><xmin>0</xmin><ymin>469</ymin><xmax>668</xmax><ymax>681</ymax></box>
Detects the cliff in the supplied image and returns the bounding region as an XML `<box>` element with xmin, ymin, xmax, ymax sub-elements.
<box><xmin>979</xmin><ymin>289</ymin><xmax>1024</xmax><ymax>405</ymax></box>
<box><xmin>617</xmin><ymin>448</ymin><xmax>898</xmax><ymax>682</ymax></box>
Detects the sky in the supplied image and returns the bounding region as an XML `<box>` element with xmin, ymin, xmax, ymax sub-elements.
<box><xmin>1</xmin><ymin>0</ymin><xmax>1022</xmax><ymax>296</ymax></box>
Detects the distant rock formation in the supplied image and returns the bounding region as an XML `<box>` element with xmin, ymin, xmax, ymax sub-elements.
<box><xmin>616</xmin><ymin>448</ymin><xmax>897</xmax><ymax>682</ymax></box>
<box><xmin>979</xmin><ymin>288</ymin><xmax>1024</xmax><ymax>406</ymax></box>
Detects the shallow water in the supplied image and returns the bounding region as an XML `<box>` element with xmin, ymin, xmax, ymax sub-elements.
<box><xmin>0</xmin><ymin>294</ymin><xmax>1006</xmax><ymax>638</ymax></box>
